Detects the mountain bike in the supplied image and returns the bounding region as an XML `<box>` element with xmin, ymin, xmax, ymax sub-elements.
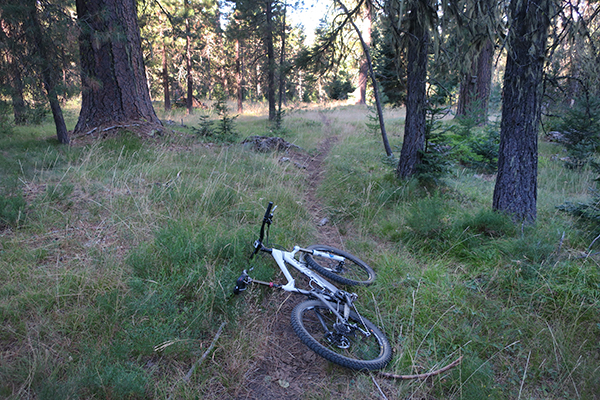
<box><xmin>233</xmin><ymin>201</ymin><xmax>392</xmax><ymax>371</ymax></box>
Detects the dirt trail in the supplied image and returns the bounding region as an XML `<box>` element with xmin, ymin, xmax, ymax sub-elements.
<box><xmin>235</xmin><ymin>114</ymin><xmax>352</xmax><ymax>399</ymax></box>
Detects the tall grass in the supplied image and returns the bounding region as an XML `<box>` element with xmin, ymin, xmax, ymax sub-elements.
<box><xmin>314</xmin><ymin>106</ymin><xmax>600</xmax><ymax>399</ymax></box>
<box><xmin>1</xmin><ymin>101</ymin><xmax>599</xmax><ymax>398</ymax></box>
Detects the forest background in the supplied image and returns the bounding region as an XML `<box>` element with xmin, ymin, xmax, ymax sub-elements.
<box><xmin>1</xmin><ymin>0</ymin><xmax>600</xmax><ymax>399</ymax></box>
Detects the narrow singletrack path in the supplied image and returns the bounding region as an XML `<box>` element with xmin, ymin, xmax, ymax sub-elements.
<box><xmin>236</xmin><ymin>116</ymin><xmax>350</xmax><ymax>400</ymax></box>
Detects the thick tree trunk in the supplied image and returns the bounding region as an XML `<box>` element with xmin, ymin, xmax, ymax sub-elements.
<box><xmin>74</xmin><ymin>0</ymin><xmax>161</xmax><ymax>136</ymax></box>
<box><xmin>492</xmin><ymin>0</ymin><xmax>552</xmax><ymax>222</ymax></box>
<box><xmin>397</xmin><ymin>18</ymin><xmax>428</xmax><ymax>178</ymax></box>
<box><xmin>456</xmin><ymin>38</ymin><xmax>494</xmax><ymax>122</ymax></box>
<box><xmin>357</xmin><ymin>2</ymin><xmax>372</xmax><ymax>105</ymax></box>
<box><xmin>266</xmin><ymin>1</ymin><xmax>276</xmax><ymax>121</ymax></box>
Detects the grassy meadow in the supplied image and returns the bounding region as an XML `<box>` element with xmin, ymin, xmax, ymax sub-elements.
<box><xmin>0</xmin><ymin>100</ymin><xmax>599</xmax><ymax>399</ymax></box>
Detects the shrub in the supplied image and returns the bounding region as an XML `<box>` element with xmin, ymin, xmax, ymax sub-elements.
<box><xmin>467</xmin><ymin>121</ymin><xmax>500</xmax><ymax>173</ymax></box>
<box><xmin>192</xmin><ymin>86</ymin><xmax>238</xmax><ymax>142</ymax></box>
<box><xmin>326</xmin><ymin>71</ymin><xmax>355</xmax><ymax>100</ymax></box>
<box><xmin>415</xmin><ymin>103</ymin><xmax>452</xmax><ymax>184</ymax></box>
<box><xmin>557</xmin><ymin>97</ymin><xmax>600</xmax><ymax>169</ymax></box>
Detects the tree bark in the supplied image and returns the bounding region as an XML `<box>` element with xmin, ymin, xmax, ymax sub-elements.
<box><xmin>456</xmin><ymin>38</ymin><xmax>494</xmax><ymax>122</ymax></box>
<box><xmin>397</xmin><ymin>13</ymin><xmax>428</xmax><ymax>178</ymax></box>
<box><xmin>74</xmin><ymin>0</ymin><xmax>161</xmax><ymax>136</ymax></box>
<box><xmin>185</xmin><ymin>1</ymin><xmax>193</xmax><ymax>115</ymax></box>
<box><xmin>277</xmin><ymin>2</ymin><xmax>287</xmax><ymax>116</ymax></box>
<box><xmin>162</xmin><ymin>38</ymin><xmax>171</xmax><ymax>111</ymax></box>
<box><xmin>265</xmin><ymin>0</ymin><xmax>276</xmax><ymax>121</ymax></box>
<box><xmin>236</xmin><ymin>39</ymin><xmax>244</xmax><ymax>113</ymax></box>
<box><xmin>492</xmin><ymin>0</ymin><xmax>553</xmax><ymax>222</ymax></box>
<box><xmin>26</xmin><ymin>1</ymin><xmax>69</xmax><ymax>144</ymax></box>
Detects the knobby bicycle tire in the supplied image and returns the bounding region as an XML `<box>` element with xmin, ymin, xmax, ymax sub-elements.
<box><xmin>304</xmin><ymin>245</ymin><xmax>376</xmax><ymax>286</ymax></box>
<box><xmin>290</xmin><ymin>300</ymin><xmax>392</xmax><ymax>371</ymax></box>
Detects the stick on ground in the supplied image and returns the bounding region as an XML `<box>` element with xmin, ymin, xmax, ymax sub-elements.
<box><xmin>184</xmin><ymin>321</ymin><xmax>227</xmax><ymax>382</ymax></box>
<box><xmin>378</xmin><ymin>356</ymin><xmax>463</xmax><ymax>380</ymax></box>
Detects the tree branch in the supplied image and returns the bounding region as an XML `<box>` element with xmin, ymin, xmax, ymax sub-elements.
<box><xmin>378</xmin><ymin>356</ymin><xmax>463</xmax><ymax>380</ymax></box>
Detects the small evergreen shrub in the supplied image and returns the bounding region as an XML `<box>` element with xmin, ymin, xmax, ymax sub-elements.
<box><xmin>326</xmin><ymin>71</ymin><xmax>355</xmax><ymax>100</ymax></box>
<box><xmin>193</xmin><ymin>114</ymin><xmax>214</xmax><ymax>137</ymax></box>
<box><xmin>212</xmin><ymin>88</ymin><xmax>238</xmax><ymax>141</ymax></box>
<box><xmin>557</xmin><ymin>97</ymin><xmax>600</xmax><ymax>169</ymax></box>
<box><xmin>191</xmin><ymin>89</ymin><xmax>238</xmax><ymax>143</ymax></box>
<box><xmin>467</xmin><ymin>121</ymin><xmax>500</xmax><ymax>173</ymax></box>
<box><xmin>415</xmin><ymin>103</ymin><xmax>452</xmax><ymax>184</ymax></box>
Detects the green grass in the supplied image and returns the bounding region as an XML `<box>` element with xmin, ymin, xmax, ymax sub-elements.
<box><xmin>1</xmin><ymin>101</ymin><xmax>599</xmax><ymax>398</ymax></box>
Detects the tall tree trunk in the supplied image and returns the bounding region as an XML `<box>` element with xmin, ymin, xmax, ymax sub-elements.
<box><xmin>357</xmin><ymin>1</ymin><xmax>372</xmax><ymax>105</ymax></box>
<box><xmin>492</xmin><ymin>0</ymin><xmax>553</xmax><ymax>222</ymax></box>
<box><xmin>74</xmin><ymin>0</ymin><xmax>161</xmax><ymax>136</ymax></box>
<box><xmin>277</xmin><ymin>2</ymin><xmax>287</xmax><ymax>116</ymax></box>
<box><xmin>185</xmin><ymin>2</ymin><xmax>193</xmax><ymax>115</ymax></box>
<box><xmin>162</xmin><ymin>38</ymin><xmax>171</xmax><ymax>111</ymax></box>
<box><xmin>236</xmin><ymin>39</ymin><xmax>243</xmax><ymax>113</ymax></box>
<box><xmin>26</xmin><ymin>1</ymin><xmax>69</xmax><ymax>144</ymax></box>
<box><xmin>265</xmin><ymin>1</ymin><xmax>276</xmax><ymax>121</ymax></box>
<box><xmin>456</xmin><ymin>38</ymin><xmax>494</xmax><ymax>122</ymax></box>
<box><xmin>397</xmin><ymin>13</ymin><xmax>428</xmax><ymax>178</ymax></box>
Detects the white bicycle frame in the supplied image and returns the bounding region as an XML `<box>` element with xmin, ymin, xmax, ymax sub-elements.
<box><xmin>272</xmin><ymin>246</ymin><xmax>343</xmax><ymax>294</ymax></box>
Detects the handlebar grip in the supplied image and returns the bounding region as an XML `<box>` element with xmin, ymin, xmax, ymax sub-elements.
<box><xmin>264</xmin><ymin>201</ymin><xmax>273</xmax><ymax>219</ymax></box>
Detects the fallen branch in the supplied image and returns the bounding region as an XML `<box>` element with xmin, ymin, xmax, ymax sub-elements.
<box><xmin>378</xmin><ymin>356</ymin><xmax>463</xmax><ymax>380</ymax></box>
<box><xmin>166</xmin><ymin>321</ymin><xmax>227</xmax><ymax>400</ymax></box>
<box><xmin>184</xmin><ymin>321</ymin><xmax>227</xmax><ymax>382</ymax></box>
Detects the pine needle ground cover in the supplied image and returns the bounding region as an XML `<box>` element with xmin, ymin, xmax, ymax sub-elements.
<box><xmin>1</xmin><ymin>102</ymin><xmax>599</xmax><ymax>399</ymax></box>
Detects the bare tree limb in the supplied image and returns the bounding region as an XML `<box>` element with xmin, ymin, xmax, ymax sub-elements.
<box><xmin>378</xmin><ymin>356</ymin><xmax>463</xmax><ymax>380</ymax></box>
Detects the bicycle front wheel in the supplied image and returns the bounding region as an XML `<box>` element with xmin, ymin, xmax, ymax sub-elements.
<box><xmin>304</xmin><ymin>245</ymin><xmax>375</xmax><ymax>286</ymax></box>
<box><xmin>290</xmin><ymin>300</ymin><xmax>392</xmax><ymax>371</ymax></box>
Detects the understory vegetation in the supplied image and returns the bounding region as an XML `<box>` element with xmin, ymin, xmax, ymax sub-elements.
<box><xmin>1</xmin><ymin>102</ymin><xmax>599</xmax><ymax>399</ymax></box>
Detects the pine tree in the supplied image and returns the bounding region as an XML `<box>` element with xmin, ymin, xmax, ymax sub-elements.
<box><xmin>492</xmin><ymin>0</ymin><xmax>554</xmax><ymax>222</ymax></box>
<box><xmin>74</xmin><ymin>0</ymin><xmax>162</xmax><ymax>136</ymax></box>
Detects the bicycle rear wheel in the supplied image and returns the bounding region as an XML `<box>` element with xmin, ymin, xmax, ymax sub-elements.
<box><xmin>290</xmin><ymin>299</ymin><xmax>392</xmax><ymax>371</ymax></box>
<box><xmin>304</xmin><ymin>245</ymin><xmax>375</xmax><ymax>286</ymax></box>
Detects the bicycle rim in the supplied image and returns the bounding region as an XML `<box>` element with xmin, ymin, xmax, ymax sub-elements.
<box><xmin>291</xmin><ymin>300</ymin><xmax>391</xmax><ymax>370</ymax></box>
<box><xmin>305</xmin><ymin>245</ymin><xmax>375</xmax><ymax>286</ymax></box>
